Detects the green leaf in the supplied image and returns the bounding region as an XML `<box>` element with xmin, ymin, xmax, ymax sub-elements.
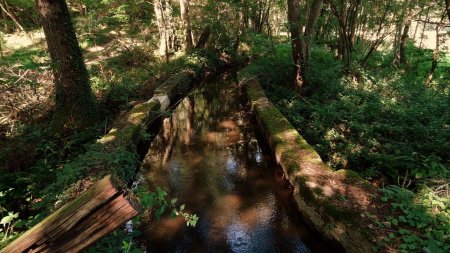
<box><xmin>170</xmin><ymin>198</ymin><xmax>178</xmax><ymax>205</ymax></box>
<box><xmin>180</xmin><ymin>204</ymin><xmax>185</xmax><ymax>211</ymax></box>
<box><xmin>414</xmin><ymin>172</ymin><xmax>423</xmax><ymax>179</ymax></box>
<box><xmin>0</xmin><ymin>212</ymin><xmax>18</xmax><ymax>225</ymax></box>
<box><xmin>391</xmin><ymin>219</ymin><xmax>398</xmax><ymax>226</ymax></box>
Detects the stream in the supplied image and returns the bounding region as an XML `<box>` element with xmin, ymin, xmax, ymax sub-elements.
<box><xmin>139</xmin><ymin>74</ymin><xmax>333</xmax><ymax>253</ymax></box>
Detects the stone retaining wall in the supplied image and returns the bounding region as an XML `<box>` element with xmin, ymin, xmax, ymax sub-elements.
<box><xmin>245</xmin><ymin>79</ymin><xmax>387</xmax><ymax>253</ymax></box>
<box><xmin>60</xmin><ymin>69</ymin><xmax>200</xmax><ymax>204</ymax></box>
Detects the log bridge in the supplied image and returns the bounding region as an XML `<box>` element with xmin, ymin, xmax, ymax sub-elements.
<box><xmin>0</xmin><ymin>175</ymin><xmax>140</xmax><ymax>253</ymax></box>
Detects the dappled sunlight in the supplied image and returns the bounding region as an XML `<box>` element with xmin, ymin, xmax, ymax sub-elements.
<box><xmin>1</xmin><ymin>0</ymin><xmax>448</xmax><ymax>251</ymax></box>
<box><xmin>97</xmin><ymin>128</ymin><xmax>118</xmax><ymax>144</ymax></box>
<box><xmin>3</xmin><ymin>30</ymin><xmax>45</xmax><ymax>51</ymax></box>
<box><xmin>138</xmin><ymin>77</ymin><xmax>329</xmax><ymax>252</ymax></box>
<box><xmin>86</xmin><ymin>45</ymin><xmax>105</xmax><ymax>53</ymax></box>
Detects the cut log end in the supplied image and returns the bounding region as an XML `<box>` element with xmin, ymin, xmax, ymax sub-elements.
<box><xmin>0</xmin><ymin>175</ymin><xmax>141</xmax><ymax>253</ymax></box>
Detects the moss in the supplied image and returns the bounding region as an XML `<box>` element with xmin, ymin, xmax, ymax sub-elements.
<box><xmin>155</xmin><ymin>70</ymin><xmax>195</xmax><ymax>100</ymax></box>
<box><xmin>246</xmin><ymin>80</ymin><xmax>267</xmax><ymax>99</ymax></box>
<box><xmin>312</xmin><ymin>187</ymin><xmax>324</xmax><ymax>197</ymax></box>
<box><xmin>336</xmin><ymin>169</ymin><xmax>374</xmax><ymax>190</ymax></box>
<box><xmin>336</xmin><ymin>169</ymin><xmax>362</xmax><ymax>180</ymax></box>
<box><xmin>286</xmin><ymin>162</ymin><xmax>300</xmax><ymax>174</ymax></box>
<box><xmin>296</xmin><ymin>177</ymin><xmax>316</xmax><ymax>204</ymax></box>
<box><xmin>279</xmin><ymin>150</ymin><xmax>300</xmax><ymax>173</ymax></box>
<box><xmin>127</xmin><ymin>100</ymin><xmax>160</xmax><ymax>125</ymax></box>
<box><xmin>322</xmin><ymin>201</ymin><xmax>358</xmax><ymax>224</ymax></box>
<box><xmin>257</xmin><ymin>107</ymin><xmax>293</xmax><ymax>135</ymax></box>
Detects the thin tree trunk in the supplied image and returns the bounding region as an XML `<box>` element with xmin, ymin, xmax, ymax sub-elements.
<box><xmin>345</xmin><ymin>0</ymin><xmax>361</xmax><ymax>70</ymax></box>
<box><xmin>262</xmin><ymin>0</ymin><xmax>272</xmax><ymax>35</ymax></box>
<box><xmin>361</xmin><ymin>2</ymin><xmax>391</xmax><ymax>67</ymax></box>
<box><xmin>195</xmin><ymin>26</ymin><xmax>210</xmax><ymax>49</ymax></box>
<box><xmin>413</xmin><ymin>4</ymin><xmax>424</xmax><ymax>39</ymax></box>
<box><xmin>233</xmin><ymin>7</ymin><xmax>245</xmax><ymax>53</ymax></box>
<box><xmin>395</xmin><ymin>18</ymin><xmax>411</xmax><ymax>66</ymax></box>
<box><xmin>180</xmin><ymin>0</ymin><xmax>193</xmax><ymax>51</ymax></box>
<box><xmin>37</xmin><ymin>0</ymin><xmax>97</xmax><ymax>132</ymax></box>
<box><xmin>0</xmin><ymin>1</ymin><xmax>27</xmax><ymax>34</ymax></box>
<box><xmin>1</xmin><ymin>1</ymin><xmax>8</xmax><ymax>32</ymax></box>
<box><xmin>154</xmin><ymin>0</ymin><xmax>167</xmax><ymax>57</ymax></box>
<box><xmin>393</xmin><ymin>0</ymin><xmax>412</xmax><ymax>66</ymax></box>
<box><xmin>425</xmin><ymin>23</ymin><xmax>441</xmax><ymax>85</ymax></box>
<box><xmin>302</xmin><ymin>0</ymin><xmax>323</xmax><ymax>77</ymax></box>
<box><xmin>326</xmin><ymin>0</ymin><xmax>359</xmax><ymax>71</ymax></box>
<box><xmin>154</xmin><ymin>0</ymin><xmax>174</xmax><ymax>61</ymax></box>
<box><xmin>287</xmin><ymin>0</ymin><xmax>305</xmax><ymax>93</ymax></box>
<box><xmin>446</xmin><ymin>0</ymin><xmax>450</xmax><ymax>24</ymax></box>
<box><xmin>166</xmin><ymin>1</ymin><xmax>176</xmax><ymax>53</ymax></box>
<box><xmin>419</xmin><ymin>7</ymin><xmax>430</xmax><ymax>49</ymax></box>
<box><xmin>0</xmin><ymin>31</ymin><xmax>3</xmax><ymax>59</ymax></box>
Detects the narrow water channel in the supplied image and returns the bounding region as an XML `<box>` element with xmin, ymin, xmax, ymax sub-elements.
<box><xmin>139</xmin><ymin>75</ymin><xmax>332</xmax><ymax>253</ymax></box>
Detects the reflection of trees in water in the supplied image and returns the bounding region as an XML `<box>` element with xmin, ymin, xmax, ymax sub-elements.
<box><xmin>140</xmin><ymin>79</ymin><xmax>316</xmax><ymax>253</ymax></box>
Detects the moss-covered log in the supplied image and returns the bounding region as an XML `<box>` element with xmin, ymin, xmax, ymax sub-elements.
<box><xmin>0</xmin><ymin>175</ymin><xmax>140</xmax><ymax>253</ymax></box>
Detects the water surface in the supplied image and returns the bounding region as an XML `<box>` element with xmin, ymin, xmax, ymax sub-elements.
<box><xmin>140</xmin><ymin>75</ymin><xmax>331</xmax><ymax>253</ymax></box>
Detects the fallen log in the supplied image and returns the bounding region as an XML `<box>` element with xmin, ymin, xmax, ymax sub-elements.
<box><xmin>0</xmin><ymin>175</ymin><xmax>141</xmax><ymax>253</ymax></box>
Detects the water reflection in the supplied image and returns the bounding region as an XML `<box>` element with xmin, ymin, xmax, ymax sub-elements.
<box><xmin>140</xmin><ymin>76</ymin><xmax>330</xmax><ymax>253</ymax></box>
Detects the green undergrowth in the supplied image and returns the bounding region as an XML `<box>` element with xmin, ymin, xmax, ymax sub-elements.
<box><xmin>373</xmin><ymin>186</ymin><xmax>449</xmax><ymax>252</ymax></box>
<box><xmin>87</xmin><ymin>187</ymin><xmax>198</xmax><ymax>253</ymax></box>
<box><xmin>1</xmin><ymin>38</ymin><xmax>209</xmax><ymax>253</ymax></box>
<box><xmin>0</xmin><ymin>53</ymin><xmax>204</xmax><ymax>248</ymax></box>
<box><xmin>240</xmin><ymin>35</ymin><xmax>449</xmax><ymax>252</ymax></box>
<box><xmin>0</xmin><ymin>125</ymin><xmax>105</xmax><ymax>247</ymax></box>
<box><xmin>241</xmin><ymin>37</ymin><xmax>449</xmax><ymax>186</ymax></box>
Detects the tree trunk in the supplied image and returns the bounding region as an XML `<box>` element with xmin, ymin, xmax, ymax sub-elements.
<box><xmin>413</xmin><ymin>4</ymin><xmax>424</xmax><ymax>39</ymax></box>
<box><xmin>0</xmin><ymin>1</ymin><xmax>26</xmax><ymax>34</ymax></box>
<box><xmin>287</xmin><ymin>0</ymin><xmax>305</xmax><ymax>93</ymax></box>
<box><xmin>302</xmin><ymin>0</ymin><xmax>323</xmax><ymax>78</ymax></box>
<box><xmin>195</xmin><ymin>26</ymin><xmax>210</xmax><ymax>49</ymax></box>
<box><xmin>361</xmin><ymin>2</ymin><xmax>391</xmax><ymax>67</ymax></box>
<box><xmin>154</xmin><ymin>0</ymin><xmax>166</xmax><ymax>57</ymax></box>
<box><xmin>154</xmin><ymin>0</ymin><xmax>175</xmax><ymax>60</ymax></box>
<box><xmin>1</xmin><ymin>1</ymin><xmax>8</xmax><ymax>32</ymax></box>
<box><xmin>37</xmin><ymin>0</ymin><xmax>97</xmax><ymax>133</ymax></box>
<box><xmin>395</xmin><ymin>18</ymin><xmax>411</xmax><ymax>66</ymax></box>
<box><xmin>0</xmin><ymin>31</ymin><xmax>3</xmax><ymax>59</ymax></box>
<box><xmin>326</xmin><ymin>0</ymin><xmax>360</xmax><ymax>71</ymax></box>
<box><xmin>425</xmin><ymin>23</ymin><xmax>441</xmax><ymax>85</ymax></box>
<box><xmin>179</xmin><ymin>0</ymin><xmax>193</xmax><ymax>51</ymax></box>
<box><xmin>419</xmin><ymin>7</ymin><xmax>430</xmax><ymax>49</ymax></box>
<box><xmin>446</xmin><ymin>0</ymin><xmax>450</xmax><ymax>24</ymax></box>
<box><xmin>233</xmin><ymin>8</ymin><xmax>245</xmax><ymax>53</ymax></box>
<box><xmin>345</xmin><ymin>0</ymin><xmax>361</xmax><ymax>70</ymax></box>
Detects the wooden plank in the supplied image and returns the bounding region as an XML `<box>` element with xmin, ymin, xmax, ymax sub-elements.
<box><xmin>0</xmin><ymin>175</ymin><xmax>141</xmax><ymax>253</ymax></box>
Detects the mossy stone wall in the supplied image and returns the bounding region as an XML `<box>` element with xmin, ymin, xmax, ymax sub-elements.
<box><xmin>245</xmin><ymin>79</ymin><xmax>385</xmax><ymax>253</ymax></box>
